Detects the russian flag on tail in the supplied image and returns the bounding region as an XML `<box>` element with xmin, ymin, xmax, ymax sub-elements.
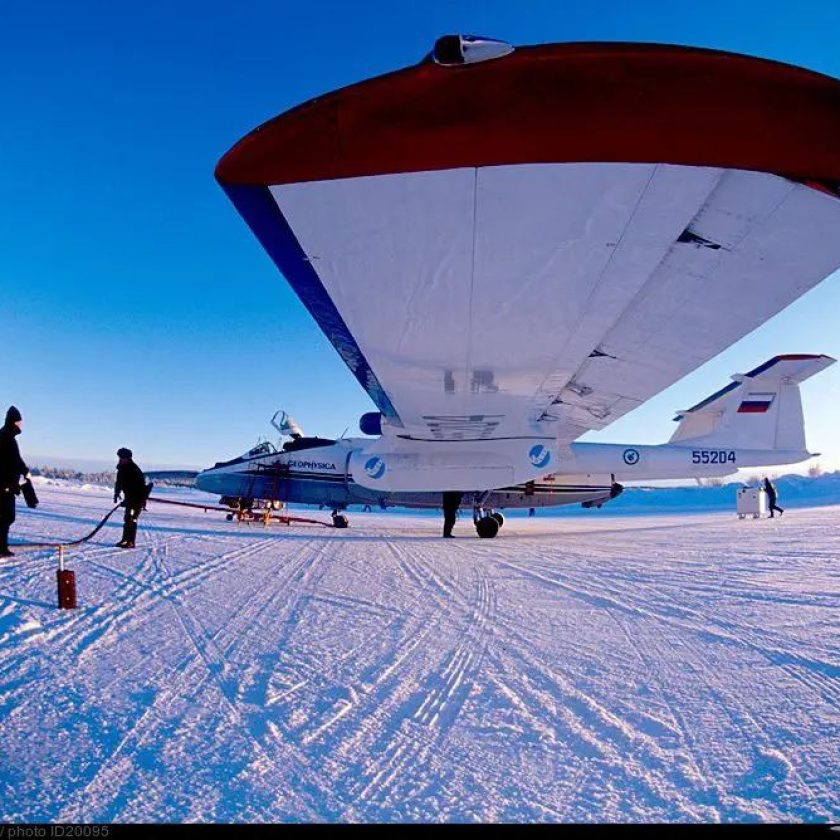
<box><xmin>738</xmin><ymin>392</ymin><xmax>775</xmax><ymax>413</ymax></box>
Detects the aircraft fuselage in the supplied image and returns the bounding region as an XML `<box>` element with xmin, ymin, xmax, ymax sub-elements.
<box><xmin>195</xmin><ymin>437</ymin><xmax>617</xmax><ymax>512</ymax></box>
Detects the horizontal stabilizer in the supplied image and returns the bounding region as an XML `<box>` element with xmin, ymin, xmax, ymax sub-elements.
<box><xmin>670</xmin><ymin>354</ymin><xmax>834</xmax><ymax>451</ymax></box>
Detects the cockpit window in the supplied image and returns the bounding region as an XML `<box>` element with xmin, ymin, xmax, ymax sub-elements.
<box><xmin>247</xmin><ymin>441</ymin><xmax>276</xmax><ymax>457</ymax></box>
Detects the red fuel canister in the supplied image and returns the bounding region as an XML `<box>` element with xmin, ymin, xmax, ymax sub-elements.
<box><xmin>57</xmin><ymin>569</ymin><xmax>76</xmax><ymax>609</ymax></box>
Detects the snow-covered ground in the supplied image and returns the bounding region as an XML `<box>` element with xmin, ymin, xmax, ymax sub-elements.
<box><xmin>1</xmin><ymin>483</ymin><xmax>839</xmax><ymax>823</ymax></box>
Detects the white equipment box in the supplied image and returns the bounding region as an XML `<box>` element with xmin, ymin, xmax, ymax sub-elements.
<box><xmin>736</xmin><ymin>487</ymin><xmax>767</xmax><ymax>519</ymax></box>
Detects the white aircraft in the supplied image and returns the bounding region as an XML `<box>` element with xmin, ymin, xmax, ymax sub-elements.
<box><xmin>204</xmin><ymin>37</ymin><xmax>840</xmax><ymax>536</ymax></box>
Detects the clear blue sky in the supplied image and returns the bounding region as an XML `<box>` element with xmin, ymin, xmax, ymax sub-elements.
<box><xmin>2</xmin><ymin>0</ymin><xmax>839</xmax><ymax>470</ymax></box>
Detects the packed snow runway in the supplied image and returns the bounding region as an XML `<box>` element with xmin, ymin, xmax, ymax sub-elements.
<box><xmin>1</xmin><ymin>483</ymin><xmax>839</xmax><ymax>823</ymax></box>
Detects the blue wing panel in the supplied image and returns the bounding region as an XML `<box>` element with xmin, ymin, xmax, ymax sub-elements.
<box><xmin>221</xmin><ymin>184</ymin><xmax>400</xmax><ymax>422</ymax></box>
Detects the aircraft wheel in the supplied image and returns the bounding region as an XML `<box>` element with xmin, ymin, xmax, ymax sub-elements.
<box><xmin>490</xmin><ymin>512</ymin><xmax>505</xmax><ymax>529</ymax></box>
<box><xmin>476</xmin><ymin>516</ymin><xmax>500</xmax><ymax>539</ymax></box>
<box><xmin>226</xmin><ymin>513</ymin><xmax>234</xmax><ymax>522</ymax></box>
<box><xmin>332</xmin><ymin>514</ymin><xmax>349</xmax><ymax>529</ymax></box>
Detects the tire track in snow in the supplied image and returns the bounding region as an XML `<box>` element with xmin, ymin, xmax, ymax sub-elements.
<box><xmin>39</xmin><ymin>548</ymin><xmax>162</xmax><ymax>657</ymax></box>
<box><xmin>492</xmin><ymin>555</ymin><xmax>840</xmax><ymax>685</ymax></box>
<box><xmin>449</xmin><ymin>542</ymin><xmax>720</xmax><ymax>818</ymax></box>
<box><xmin>413</xmin><ymin>573</ymin><xmax>495</xmax><ymax>729</ymax></box>
<box><xmin>56</xmin><ymin>535</ymin><xmax>329</xmax><ymax>822</ymax></box>
<box><xmin>24</xmin><ymin>531</ymin><xmax>189</xmax><ymax>652</ymax></box>
<box><xmin>489</xmin><ymin>547</ymin><xmax>833</xmax><ymax>820</ymax></box>
<box><xmin>266</xmin><ymin>539</ymin><xmax>461</xmax><ymax>818</ymax></box>
<box><xmin>777</xmin><ymin>660</ymin><xmax>840</xmax><ymax>708</ymax></box>
<box><xmin>260</xmin><ymin>540</ymin><xmax>455</xmax><ymax>760</ymax></box>
<box><xmin>212</xmin><ymin>537</ymin><xmax>336</xmax><ymax>705</ymax></box>
<box><xmin>663</xmin><ymin>632</ymin><xmax>831</xmax><ymax>821</ymax></box>
<box><xmin>0</xmin><ymin>540</ymin><xmax>173</xmax><ymax>726</ymax></box>
<box><xmin>579</xmin><ymin>561</ymin><xmax>840</xmax><ymax>666</ymax></box>
<box><xmin>345</xmin><ymin>560</ymin><xmax>496</xmax><ymax>813</ymax></box>
<box><xmin>11</xmin><ymin>489</ymin><xmax>839</xmax><ymax>821</ymax></box>
<box><xmin>52</xmin><ymin>534</ymin><xmax>281</xmax><ymax>663</ymax></box>
<box><xmin>51</xmin><ymin>532</ymin><xmax>325</xmax><ymax>819</ymax></box>
<box><xmin>603</xmin><ymin>609</ymin><xmax>723</xmax><ymax>820</ymax></box>
<box><xmin>176</xmin><ymin>536</ymin><xmax>370</xmax><ymax>819</ymax></box>
<box><xmin>153</xmin><ymin>535</ymin><xmax>278</xmax><ymax>600</ymax></box>
<box><xmin>613</xmin><ymin>567</ymin><xmax>840</xmax><ymax>713</ymax></box>
<box><xmin>344</xmin><ymin>532</ymin><xmax>816</xmax><ymax>819</ymax></box>
<box><xmin>481</xmin><ymin>636</ymin><xmax>708</xmax><ymax>821</ymax></box>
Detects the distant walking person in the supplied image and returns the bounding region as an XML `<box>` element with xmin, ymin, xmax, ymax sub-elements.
<box><xmin>0</xmin><ymin>407</ymin><xmax>30</xmax><ymax>557</ymax></box>
<box><xmin>442</xmin><ymin>491</ymin><xmax>463</xmax><ymax>538</ymax></box>
<box><xmin>114</xmin><ymin>448</ymin><xmax>147</xmax><ymax>548</ymax></box>
<box><xmin>763</xmin><ymin>476</ymin><xmax>784</xmax><ymax>518</ymax></box>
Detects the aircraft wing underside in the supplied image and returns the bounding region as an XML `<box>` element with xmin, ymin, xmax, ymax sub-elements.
<box><xmin>216</xmin><ymin>42</ymin><xmax>840</xmax><ymax>444</ymax></box>
<box><xmin>270</xmin><ymin>164</ymin><xmax>840</xmax><ymax>441</ymax></box>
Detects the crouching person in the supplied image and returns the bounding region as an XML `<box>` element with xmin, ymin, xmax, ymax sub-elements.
<box><xmin>114</xmin><ymin>447</ymin><xmax>147</xmax><ymax>548</ymax></box>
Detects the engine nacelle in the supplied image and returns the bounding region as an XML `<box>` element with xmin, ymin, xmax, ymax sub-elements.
<box><xmin>359</xmin><ymin>412</ymin><xmax>382</xmax><ymax>436</ymax></box>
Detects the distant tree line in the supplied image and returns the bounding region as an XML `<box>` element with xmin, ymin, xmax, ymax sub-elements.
<box><xmin>31</xmin><ymin>466</ymin><xmax>115</xmax><ymax>485</ymax></box>
<box><xmin>31</xmin><ymin>466</ymin><xmax>191</xmax><ymax>487</ymax></box>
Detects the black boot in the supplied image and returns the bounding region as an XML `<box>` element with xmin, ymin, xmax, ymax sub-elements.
<box><xmin>117</xmin><ymin>523</ymin><xmax>132</xmax><ymax>547</ymax></box>
<box><xmin>123</xmin><ymin>520</ymin><xmax>138</xmax><ymax>548</ymax></box>
<box><xmin>0</xmin><ymin>524</ymin><xmax>12</xmax><ymax>557</ymax></box>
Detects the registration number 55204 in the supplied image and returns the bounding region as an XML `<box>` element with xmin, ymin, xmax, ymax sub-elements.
<box><xmin>691</xmin><ymin>450</ymin><xmax>736</xmax><ymax>465</ymax></box>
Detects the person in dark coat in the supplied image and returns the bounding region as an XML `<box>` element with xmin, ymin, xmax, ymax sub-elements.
<box><xmin>114</xmin><ymin>448</ymin><xmax>147</xmax><ymax>548</ymax></box>
<box><xmin>0</xmin><ymin>406</ymin><xmax>29</xmax><ymax>557</ymax></box>
<box><xmin>763</xmin><ymin>476</ymin><xmax>784</xmax><ymax>518</ymax></box>
<box><xmin>442</xmin><ymin>491</ymin><xmax>463</xmax><ymax>538</ymax></box>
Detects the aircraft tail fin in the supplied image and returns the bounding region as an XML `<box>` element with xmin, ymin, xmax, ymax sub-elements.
<box><xmin>669</xmin><ymin>354</ymin><xmax>834</xmax><ymax>451</ymax></box>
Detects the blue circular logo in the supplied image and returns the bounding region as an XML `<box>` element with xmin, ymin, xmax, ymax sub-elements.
<box><xmin>364</xmin><ymin>456</ymin><xmax>386</xmax><ymax>480</ymax></box>
<box><xmin>528</xmin><ymin>444</ymin><xmax>551</xmax><ymax>469</ymax></box>
<box><xmin>622</xmin><ymin>448</ymin><xmax>640</xmax><ymax>466</ymax></box>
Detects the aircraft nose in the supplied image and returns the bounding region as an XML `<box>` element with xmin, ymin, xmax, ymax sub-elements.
<box><xmin>195</xmin><ymin>470</ymin><xmax>215</xmax><ymax>493</ymax></box>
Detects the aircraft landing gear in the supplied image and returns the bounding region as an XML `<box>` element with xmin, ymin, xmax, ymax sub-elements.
<box><xmin>476</xmin><ymin>517</ymin><xmax>499</xmax><ymax>538</ymax></box>
<box><xmin>222</xmin><ymin>497</ymin><xmax>253</xmax><ymax>522</ymax></box>
<box><xmin>332</xmin><ymin>510</ymin><xmax>349</xmax><ymax>529</ymax></box>
<box><xmin>473</xmin><ymin>505</ymin><xmax>503</xmax><ymax>539</ymax></box>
